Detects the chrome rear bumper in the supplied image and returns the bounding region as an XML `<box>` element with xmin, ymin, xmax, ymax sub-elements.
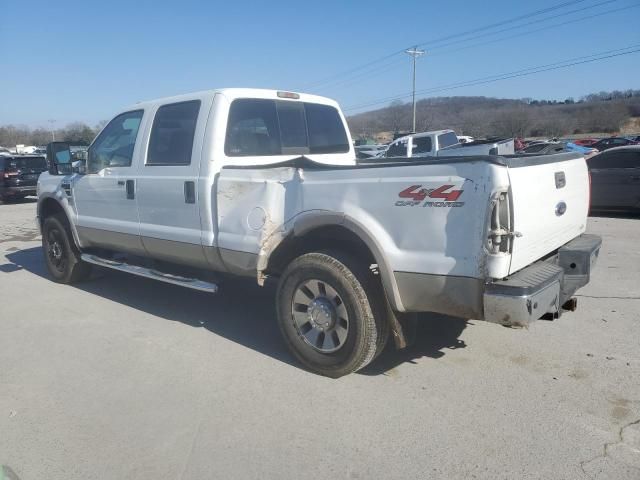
<box><xmin>483</xmin><ymin>234</ymin><xmax>602</xmax><ymax>326</ymax></box>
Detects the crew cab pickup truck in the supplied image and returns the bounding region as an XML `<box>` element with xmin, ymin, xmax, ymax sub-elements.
<box><xmin>383</xmin><ymin>130</ymin><xmax>515</xmax><ymax>159</ymax></box>
<box><xmin>37</xmin><ymin>88</ymin><xmax>601</xmax><ymax>377</ymax></box>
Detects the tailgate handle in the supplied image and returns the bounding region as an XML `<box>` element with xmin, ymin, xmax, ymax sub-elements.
<box><xmin>555</xmin><ymin>171</ymin><xmax>566</xmax><ymax>189</ymax></box>
<box><xmin>184</xmin><ymin>181</ymin><xmax>195</xmax><ymax>204</ymax></box>
<box><xmin>125</xmin><ymin>180</ymin><xmax>135</xmax><ymax>200</ymax></box>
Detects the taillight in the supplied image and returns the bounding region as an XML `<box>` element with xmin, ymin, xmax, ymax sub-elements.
<box><xmin>3</xmin><ymin>172</ymin><xmax>18</xmax><ymax>179</ymax></box>
<box><xmin>487</xmin><ymin>191</ymin><xmax>514</xmax><ymax>254</ymax></box>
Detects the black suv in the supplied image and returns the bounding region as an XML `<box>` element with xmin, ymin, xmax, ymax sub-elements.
<box><xmin>0</xmin><ymin>155</ymin><xmax>48</xmax><ymax>202</ymax></box>
<box><xmin>591</xmin><ymin>137</ymin><xmax>638</xmax><ymax>152</ymax></box>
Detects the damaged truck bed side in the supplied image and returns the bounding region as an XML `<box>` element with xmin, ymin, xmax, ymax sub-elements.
<box><xmin>37</xmin><ymin>88</ymin><xmax>601</xmax><ymax>377</ymax></box>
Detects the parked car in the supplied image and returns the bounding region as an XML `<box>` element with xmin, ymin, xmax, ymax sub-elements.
<box><xmin>0</xmin><ymin>155</ymin><xmax>48</xmax><ymax>202</ymax></box>
<box><xmin>588</xmin><ymin>146</ymin><xmax>640</xmax><ymax>211</ymax></box>
<box><xmin>573</xmin><ymin>139</ymin><xmax>598</xmax><ymax>147</ymax></box>
<box><xmin>38</xmin><ymin>88</ymin><xmax>600</xmax><ymax>377</ymax></box>
<box><xmin>591</xmin><ymin>137</ymin><xmax>638</xmax><ymax>152</ymax></box>
<box><xmin>564</xmin><ymin>142</ymin><xmax>598</xmax><ymax>159</ymax></box>
<box><xmin>625</xmin><ymin>135</ymin><xmax>640</xmax><ymax>143</ymax></box>
<box><xmin>520</xmin><ymin>142</ymin><xmax>566</xmax><ymax>155</ymax></box>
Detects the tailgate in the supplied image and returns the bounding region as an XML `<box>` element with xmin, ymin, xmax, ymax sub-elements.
<box><xmin>508</xmin><ymin>153</ymin><xmax>589</xmax><ymax>274</ymax></box>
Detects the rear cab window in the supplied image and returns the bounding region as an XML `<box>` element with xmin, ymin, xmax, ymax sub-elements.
<box><xmin>225</xmin><ymin>99</ymin><xmax>349</xmax><ymax>157</ymax></box>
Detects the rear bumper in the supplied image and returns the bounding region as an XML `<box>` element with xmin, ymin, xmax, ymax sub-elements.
<box><xmin>0</xmin><ymin>185</ymin><xmax>37</xmax><ymax>197</ymax></box>
<box><xmin>483</xmin><ymin>234</ymin><xmax>602</xmax><ymax>326</ymax></box>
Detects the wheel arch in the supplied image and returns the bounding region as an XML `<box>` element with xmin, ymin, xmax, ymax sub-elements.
<box><xmin>38</xmin><ymin>195</ymin><xmax>83</xmax><ymax>249</ymax></box>
<box><xmin>263</xmin><ymin>212</ymin><xmax>405</xmax><ymax>311</ymax></box>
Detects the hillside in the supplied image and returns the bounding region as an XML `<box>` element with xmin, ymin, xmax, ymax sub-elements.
<box><xmin>347</xmin><ymin>90</ymin><xmax>640</xmax><ymax>142</ymax></box>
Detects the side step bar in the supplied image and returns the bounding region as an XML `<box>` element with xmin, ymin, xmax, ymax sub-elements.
<box><xmin>81</xmin><ymin>254</ymin><xmax>218</xmax><ymax>293</ymax></box>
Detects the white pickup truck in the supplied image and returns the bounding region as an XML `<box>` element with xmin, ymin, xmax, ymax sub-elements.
<box><xmin>37</xmin><ymin>88</ymin><xmax>601</xmax><ymax>377</ymax></box>
<box><xmin>382</xmin><ymin>129</ymin><xmax>515</xmax><ymax>159</ymax></box>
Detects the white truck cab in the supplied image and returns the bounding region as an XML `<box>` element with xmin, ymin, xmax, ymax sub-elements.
<box><xmin>383</xmin><ymin>130</ymin><xmax>515</xmax><ymax>159</ymax></box>
<box><xmin>37</xmin><ymin>88</ymin><xmax>601</xmax><ymax>377</ymax></box>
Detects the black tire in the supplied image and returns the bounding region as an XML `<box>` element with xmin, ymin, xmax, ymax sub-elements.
<box><xmin>42</xmin><ymin>214</ymin><xmax>91</xmax><ymax>283</ymax></box>
<box><xmin>276</xmin><ymin>250</ymin><xmax>388</xmax><ymax>377</ymax></box>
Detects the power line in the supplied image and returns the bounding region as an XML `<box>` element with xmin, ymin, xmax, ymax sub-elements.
<box><xmin>415</xmin><ymin>0</ymin><xmax>619</xmax><ymax>52</ymax></box>
<box><xmin>413</xmin><ymin>0</ymin><xmax>594</xmax><ymax>49</ymax></box>
<box><xmin>300</xmin><ymin>0</ymin><xmax>595</xmax><ymax>90</ymax></box>
<box><xmin>426</xmin><ymin>2</ymin><xmax>640</xmax><ymax>58</ymax></box>
<box><xmin>313</xmin><ymin>2</ymin><xmax>636</xmax><ymax>94</ymax></box>
<box><xmin>343</xmin><ymin>45</ymin><xmax>640</xmax><ymax>112</ymax></box>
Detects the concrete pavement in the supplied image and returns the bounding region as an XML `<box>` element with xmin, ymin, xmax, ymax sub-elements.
<box><xmin>0</xmin><ymin>199</ymin><xmax>638</xmax><ymax>479</ymax></box>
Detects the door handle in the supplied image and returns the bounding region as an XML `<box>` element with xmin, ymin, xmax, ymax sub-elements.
<box><xmin>126</xmin><ymin>180</ymin><xmax>135</xmax><ymax>199</ymax></box>
<box><xmin>184</xmin><ymin>181</ymin><xmax>195</xmax><ymax>204</ymax></box>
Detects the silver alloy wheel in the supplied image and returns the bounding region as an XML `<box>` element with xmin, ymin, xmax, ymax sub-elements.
<box><xmin>291</xmin><ymin>279</ymin><xmax>349</xmax><ymax>353</ymax></box>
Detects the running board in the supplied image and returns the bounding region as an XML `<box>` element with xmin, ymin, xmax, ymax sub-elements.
<box><xmin>80</xmin><ymin>254</ymin><xmax>218</xmax><ymax>293</ymax></box>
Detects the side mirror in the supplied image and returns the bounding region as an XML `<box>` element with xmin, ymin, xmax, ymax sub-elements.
<box><xmin>46</xmin><ymin>142</ymin><xmax>72</xmax><ymax>175</ymax></box>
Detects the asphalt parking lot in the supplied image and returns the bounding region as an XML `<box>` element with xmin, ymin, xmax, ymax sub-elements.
<box><xmin>0</xmin><ymin>199</ymin><xmax>638</xmax><ymax>480</ymax></box>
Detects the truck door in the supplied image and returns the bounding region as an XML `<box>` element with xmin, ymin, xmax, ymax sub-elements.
<box><xmin>72</xmin><ymin>110</ymin><xmax>147</xmax><ymax>254</ymax></box>
<box><xmin>135</xmin><ymin>97</ymin><xmax>211</xmax><ymax>267</ymax></box>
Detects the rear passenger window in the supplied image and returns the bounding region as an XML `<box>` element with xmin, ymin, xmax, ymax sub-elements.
<box><xmin>147</xmin><ymin>100</ymin><xmax>201</xmax><ymax>165</ymax></box>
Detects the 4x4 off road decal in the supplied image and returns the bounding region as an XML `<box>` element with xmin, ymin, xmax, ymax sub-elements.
<box><xmin>395</xmin><ymin>184</ymin><xmax>464</xmax><ymax>207</ymax></box>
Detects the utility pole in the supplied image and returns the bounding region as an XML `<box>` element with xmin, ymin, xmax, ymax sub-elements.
<box><xmin>405</xmin><ymin>46</ymin><xmax>425</xmax><ymax>133</ymax></box>
<box><xmin>48</xmin><ymin>119</ymin><xmax>56</xmax><ymax>141</ymax></box>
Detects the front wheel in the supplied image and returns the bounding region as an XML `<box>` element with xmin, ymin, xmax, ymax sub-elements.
<box><xmin>276</xmin><ymin>251</ymin><xmax>387</xmax><ymax>377</ymax></box>
<box><xmin>42</xmin><ymin>215</ymin><xmax>91</xmax><ymax>283</ymax></box>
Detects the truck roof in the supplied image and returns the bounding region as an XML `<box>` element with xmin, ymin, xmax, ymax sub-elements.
<box><xmin>126</xmin><ymin>88</ymin><xmax>340</xmax><ymax>112</ymax></box>
<box><xmin>393</xmin><ymin>129</ymin><xmax>455</xmax><ymax>143</ymax></box>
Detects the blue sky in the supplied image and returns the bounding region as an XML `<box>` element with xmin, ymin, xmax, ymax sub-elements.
<box><xmin>1</xmin><ymin>0</ymin><xmax>638</xmax><ymax>127</ymax></box>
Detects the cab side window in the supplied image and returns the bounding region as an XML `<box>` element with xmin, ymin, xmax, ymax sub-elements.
<box><xmin>386</xmin><ymin>140</ymin><xmax>407</xmax><ymax>157</ymax></box>
<box><xmin>605</xmin><ymin>151</ymin><xmax>640</xmax><ymax>168</ymax></box>
<box><xmin>412</xmin><ymin>137</ymin><xmax>432</xmax><ymax>155</ymax></box>
<box><xmin>87</xmin><ymin>110</ymin><xmax>143</xmax><ymax>173</ymax></box>
<box><xmin>147</xmin><ymin>100</ymin><xmax>201</xmax><ymax>165</ymax></box>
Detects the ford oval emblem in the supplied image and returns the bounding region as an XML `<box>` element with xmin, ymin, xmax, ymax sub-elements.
<box><xmin>555</xmin><ymin>201</ymin><xmax>567</xmax><ymax>216</ymax></box>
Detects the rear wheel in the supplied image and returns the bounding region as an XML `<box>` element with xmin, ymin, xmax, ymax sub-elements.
<box><xmin>42</xmin><ymin>215</ymin><xmax>91</xmax><ymax>283</ymax></box>
<box><xmin>276</xmin><ymin>250</ymin><xmax>388</xmax><ymax>377</ymax></box>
